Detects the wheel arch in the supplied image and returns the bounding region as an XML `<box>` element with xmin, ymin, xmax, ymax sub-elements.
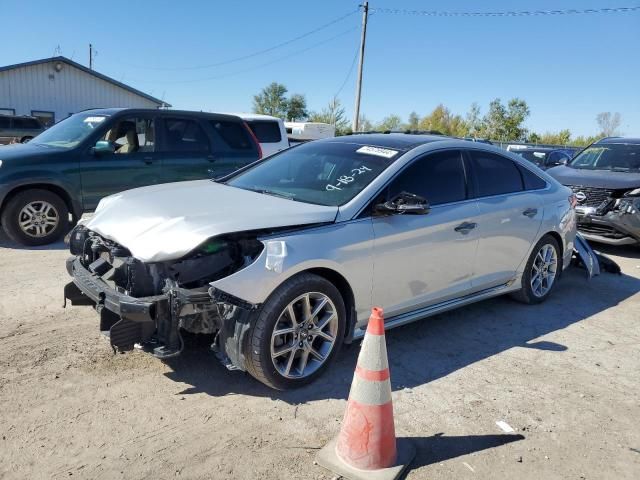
<box><xmin>298</xmin><ymin>267</ymin><xmax>357</xmax><ymax>343</ymax></box>
<box><xmin>544</xmin><ymin>230</ymin><xmax>565</xmax><ymax>271</ymax></box>
<box><xmin>0</xmin><ymin>183</ymin><xmax>79</xmax><ymax>221</ymax></box>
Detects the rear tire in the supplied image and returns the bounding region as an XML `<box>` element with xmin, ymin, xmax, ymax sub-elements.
<box><xmin>1</xmin><ymin>189</ymin><xmax>69</xmax><ymax>246</ymax></box>
<box><xmin>20</xmin><ymin>136</ymin><xmax>33</xmax><ymax>143</ymax></box>
<box><xmin>244</xmin><ymin>273</ymin><xmax>346</xmax><ymax>390</ymax></box>
<box><xmin>511</xmin><ymin>234</ymin><xmax>561</xmax><ymax>304</ymax></box>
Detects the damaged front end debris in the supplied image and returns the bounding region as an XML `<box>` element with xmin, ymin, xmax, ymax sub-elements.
<box><xmin>63</xmin><ymin>225</ymin><xmax>263</xmax><ymax>370</ymax></box>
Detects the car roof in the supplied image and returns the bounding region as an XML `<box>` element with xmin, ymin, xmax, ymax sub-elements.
<box><xmin>319</xmin><ymin>133</ymin><xmax>450</xmax><ymax>151</ymax></box>
<box><xmin>596</xmin><ymin>137</ymin><xmax>640</xmax><ymax>145</ymax></box>
<box><xmin>226</xmin><ymin>112</ymin><xmax>282</xmax><ymax>122</ymax></box>
<box><xmin>79</xmin><ymin>108</ymin><xmax>245</xmax><ymax>122</ymax></box>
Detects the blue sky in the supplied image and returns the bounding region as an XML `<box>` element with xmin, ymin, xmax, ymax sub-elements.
<box><xmin>5</xmin><ymin>0</ymin><xmax>639</xmax><ymax>136</ymax></box>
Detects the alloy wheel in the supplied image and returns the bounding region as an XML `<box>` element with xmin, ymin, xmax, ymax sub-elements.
<box><xmin>270</xmin><ymin>292</ymin><xmax>339</xmax><ymax>379</ymax></box>
<box><xmin>18</xmin><ymin>201</ymin><xmax>59</xmax><ymax>238</ymax></box>
<box><xmin>530</xmin><ymin>244</ymin><xmax>558</xmax><ymax>298</ymax></box>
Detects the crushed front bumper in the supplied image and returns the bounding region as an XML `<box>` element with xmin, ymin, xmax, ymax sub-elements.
<box><xmin>64</xmin><ymin>256</ymin><xmax>176</xmax><ymax>355</ymax></box>
<box><xmin>64</xmin><ymin>255</ymin><xmax>259</xmax><ymax>370</ymax></box>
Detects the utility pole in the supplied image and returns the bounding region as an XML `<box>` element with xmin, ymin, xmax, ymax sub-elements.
<box><xmin>352</xmin><ymin>2</ymin><xmax>369</xmax><ymax>132</ymax></box>
<box><xmin>89</xmin><ymin>44</ymin><xmax>93</xmax><ymax>70</ymax></box>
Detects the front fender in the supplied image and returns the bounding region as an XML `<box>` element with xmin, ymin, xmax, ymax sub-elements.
<box><xmin>209</xmin><ymin>219</ymin><xmax>375</xmax><ymax>320</ymax></box>
<box><xmin>0</xmin><ymin>172</ymin><xmax>82</xmax><ymax>218</ymax></box>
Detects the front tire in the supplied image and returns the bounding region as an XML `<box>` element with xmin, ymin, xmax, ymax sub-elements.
<box><xmin>512</xmin><ymin>234</ymin><xmax>561</xmax><ymax>304</ymax></box>
<box><xmin>244</xmin><ymin>273</ymin><xmax>346</xmax><ymax>390</ymax></box>
<box><xmin>1</xmin><ymin>189</ymin><xmax>69</xmax><ymax>246</ymax></box>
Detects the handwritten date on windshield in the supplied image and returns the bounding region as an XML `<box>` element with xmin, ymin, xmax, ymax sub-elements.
<box><xmin>325</xmin><ymin>166</ymin><xmax>372</xmax><ymax>191</ymax></box>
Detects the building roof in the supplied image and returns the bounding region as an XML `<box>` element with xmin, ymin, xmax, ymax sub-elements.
<box><xmin>0</xmin><ymin>56</ymin><xmax>170</xmax><ymax>107</ymax></box>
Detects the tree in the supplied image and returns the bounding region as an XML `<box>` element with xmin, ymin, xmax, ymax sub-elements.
<box><xmin>253</xmin><ymin>82</ymin><xmax>307</xmax><ymax>120</ymax></box>
<box><xmin>406</xmin><ymin>111</ymin><xmax>420</xmax><ymax>130</ymax></box>
<box><xmin>286</xmin><ymin>93</ymin><xmax>308</xmax><ymax>121</ymax></box>
<box><xmin>419</xmin><ymin>104</ymin><xmax>468</xmax><ymax>136</ymax></box>
<box><xmin>596</xmin><ymin>112</ymin><xmax>621</xmax><ymax>137</ymax></box>
<box><xmin>376</xmin><ymin>114</ymin><xmax>402</xmax><ymax>131</ymax></box>
<box><xmin>358</xmin><ymin>114</ymin><xmax>373</xmax><ymax>131</ymax></box>
<box><xmin>308</xmin><ymin>97</ymin><xmax>350</xmax><ymax>135</ymax></box>
<box><xmin>528</xmin><ymin>132</ymin><xmax>541</xmax><ymax>144</ymax></box>
<box><xmin>481</xmin><ymin>98</ymin><xmax>530</xmax><ymax>141</ymax></box>
<box><xmin>465</xmin><ymin>102</ymin><xmax>482</xmax><ymax>137</ymax></box>
<box><xmin>253</xmin><ymin>82</ymin><xmax>289</xmax><ymax>118</ymax></box>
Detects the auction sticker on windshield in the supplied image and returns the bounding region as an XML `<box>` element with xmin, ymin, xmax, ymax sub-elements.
<box><xmin>356</xmin><ymin>145</ymin><xmax>399</xmax><ymax>159</ymax></box>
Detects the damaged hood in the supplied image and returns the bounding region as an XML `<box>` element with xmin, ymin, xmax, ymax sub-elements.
<box><xmin>82</xmin><ymin>180</ymin><xmax>338</xmax><ymax>262</ymax></box>
<box><xmin>547</xmin><ymin>166</ymin><xmax>640</xmax><ymax>189</ymax></box>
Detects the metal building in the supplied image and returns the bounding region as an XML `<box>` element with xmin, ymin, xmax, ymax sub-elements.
<box><xmin>0</xmin><ymin>56</ymin><xmax>168</xmax><ymax>127</ymax></box>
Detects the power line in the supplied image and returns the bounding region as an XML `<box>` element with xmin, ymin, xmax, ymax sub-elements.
<box><xmin>369</xmin><ymin>5</ymin><xmax>640</xmax><ymax>17</ymax></box>
<box><xmin>127</xmin><ymin>27</ymin><xmax>358</xmax><ymax>84</ymax></box>
<box><xmin>117</xmin><ymin>9</ymin><xmax>358</xmax><ymax>71</ymax></box>
<box><xmin>334</xmin><ymin>45</ymin><xmax>359</xmax><ymax>99</ymax></box>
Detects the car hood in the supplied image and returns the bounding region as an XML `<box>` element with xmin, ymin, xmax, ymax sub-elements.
<box><xmin>82</xmin><ymin>180</ymin><xmax>339</xmax><ymax>262</ymax></box>
<box><xmin>547</xmin><ymin>165</ymin><xmax>640</xmax><ymax>189</ymax></box>
<box><xmin>0</xmin><ymin>142</ymin><xmax>58</xmax><ymax>163</ymax></box>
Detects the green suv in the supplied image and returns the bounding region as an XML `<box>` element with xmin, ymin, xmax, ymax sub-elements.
<box><xmin>0</xmin><ymin>108</ymin><xmax>262</xmax><ymax>245</ymax></box>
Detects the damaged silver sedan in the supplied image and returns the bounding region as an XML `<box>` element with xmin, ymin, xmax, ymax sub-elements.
<box><xmin>64</xmin><ymin>134</ymin><xmax>597</xmax><ymax>389</ymax></box>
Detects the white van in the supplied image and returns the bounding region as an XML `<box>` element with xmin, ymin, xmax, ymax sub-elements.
<box><xmin>285</xmin><ymin>122</ymin><xmax>335</xmax><ymax>146</ymax></box>
<box><xmin>231</xmin><ymin>113</ymin><xmax>289</xmax><ymax>157</ymax></box>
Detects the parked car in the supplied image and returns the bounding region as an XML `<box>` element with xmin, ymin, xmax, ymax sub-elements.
<box><xmin>0</xmin><ymin>108</ymin><xmax>261</xmax><ymax>245</ymax></box>
<box><xmin>64</xmin><ymin>134</ymin><xmax>592</xmax><ymax>390</ymax></box>
<box><xmin>232</xmin><ymin>113</ymin><xmax>289</xmax><ymax>157</ymax></box>
<box><xmin>463</xmin><ymin>137</ymin><xmax>493</xmax><ymax>145</ymax></box>
<box><xmin>510</xmin><ymin>146</ymin><xmax>575</xmax><ymax>170</ymax></box>
<box><xmin>547</xmin><ymin>137</ymin><xmax>640</xmax><ymax>246</ymax></box>
<box><xmin>0</xmin><ymin>114</ymin><xmax>45</xmax><ymax>145</ymax></box>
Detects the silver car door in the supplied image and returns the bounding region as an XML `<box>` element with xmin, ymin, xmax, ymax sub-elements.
<box><xmin>467</xmin><ymin>150</ymin><xmax>544</xmax><ymax>290</ymax></box>
<box><xmin>370</xmin><ymin>149</ymin><xmax>479</xmax><ymax>318</ymax></box>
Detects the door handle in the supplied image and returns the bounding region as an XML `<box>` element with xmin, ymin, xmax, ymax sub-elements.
<box><xmin>143</xmin><ymin>156</ymin><xmax>153</xmax><ymax>165</ymax></box>
<box><xmin>454</xmin><ymin>222</ymin><xmax>477</xmax><ymax>234</ymax></box>
<box><xmin>523</xmin><ymin>208</ymin><xmax>538</xmax><ymax>218</ymax></box>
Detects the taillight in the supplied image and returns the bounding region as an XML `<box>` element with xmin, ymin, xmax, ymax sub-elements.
<box><xmin>244</xmin><ymin>121</ymin><xmax>263</xmax><ymax>160</ymax></box>
<box><xmin>569</xmin><ymin>193</ymin><xmax>578</xmax><ymax>209</ymax></box>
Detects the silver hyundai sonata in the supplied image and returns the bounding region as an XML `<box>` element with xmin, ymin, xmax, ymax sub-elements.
<box><xmin>65</xmin><ymin>134</ymin><xmax>584</xmax><ymax>389</ymax></box>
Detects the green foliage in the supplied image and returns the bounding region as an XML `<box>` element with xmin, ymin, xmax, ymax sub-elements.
<box><xmin>481</xmin><ymin>98</ymin><xmax>530</xmax><ymax>141</ymax></box>
<box><xmin>358</xmin><ymin>114</ymin><xmax>373</xmax><ymax>132</ymax></box>
<box><xmin>376</xmin><ymin>114</ymin><xmax>403</xmax><ymax>131</ymax></box>
<box><xmin>308</xmin><ymin>97</ymin><xmax>351</xmax><ymax>135</ymax></box>
<box><xmin>465</xmin><ymin>102</ymin><xmax>482</xmax><ymax>136</ymax></box>
<box><xmin>419</xmin><ymin>104</ymin><xmax>468</xmax><ymax>136</ymax></box>
<box><xmin>406</xmin><ymin>111</ymin><xmax>420</xmax><ymax>130</ymax></box>
<box><xmin>252</xmin><ymin>82</ymin><xmax>308</xmax><ymax>120</ymax></box>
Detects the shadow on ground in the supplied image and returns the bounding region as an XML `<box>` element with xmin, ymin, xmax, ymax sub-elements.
<box><xmin>0</xmin><ymin>230</ymin><xmax>67</xmax><ymax>251</ymax></box>
<box><xmin>163</xmin><ymin>267</ymin><xmax>640</xmax><ymax>403</ymax></box>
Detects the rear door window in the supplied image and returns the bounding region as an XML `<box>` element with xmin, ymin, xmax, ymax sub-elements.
<box><xmin>13</xmin><ymin>117</ymin><xmax>42</xmax><ymax>129</ymax></box>
<box><xmin>517</xmin><ymin>165</ymin><xmax>547</xmax><ymax>190</ymax></box>
<box><xmin>161</xmin><ymin>118</ymin><xmax>210</xmax><ymax>153</ymax></box>
<box><xmin>0</xmin><ymin>117</ymin><xmax>10</xmax><ymax>128</ymax></box>
<box><xmin>468</xmin><ymin>150</ymin><xmax>523</xmax><ymax>197</ymax></box>
<box><xmin>246</xmin><ymin>120</ymin><xmax>282</xmax><ymax>143</ymax></box>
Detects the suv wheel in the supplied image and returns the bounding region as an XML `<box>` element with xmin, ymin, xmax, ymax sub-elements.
<box><xmin>512</xmin><ymin>234</ymin><xmax>561</xmax><ymax>304</ymax></box>
<box><xmin>244</xmin><ymin>273</ymin><xmax>346</xmax><ymax>390</ymax></box>
<box><xmin>20</xmin><ymin>136</ymin><xmax>33</xmax><ymax>143</ymax></box>
<box><xmin>1</xmin><ymin>189</ymin><xmax>69</xmax><ymax>246</ymax></box>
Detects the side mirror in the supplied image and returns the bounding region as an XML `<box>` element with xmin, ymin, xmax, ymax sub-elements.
<box><xmin>375</xmin><ymin>191</ymin><xmax>430</xmax><ymax>215</ymax></box>
<box><xmin>92</xmin><ymin>140</ymin><xmax>115</xmax><ymax>155</ymax></box>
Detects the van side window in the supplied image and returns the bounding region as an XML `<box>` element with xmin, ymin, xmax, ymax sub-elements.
<box><xmin>246</xmin><ymin>121</ymin><xmax>282</xmax><ymax>143</ymax></box>
<box><xmin>162</xmin><ymin>118</ymin><xmax>210</xmax><ymax>153</ymax></box>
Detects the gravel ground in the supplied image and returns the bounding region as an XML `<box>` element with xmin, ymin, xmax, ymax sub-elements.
<box><xmin>0</xmin><ymin>231</ymin><xmax>639</xmax><ymax>480</ymax></box>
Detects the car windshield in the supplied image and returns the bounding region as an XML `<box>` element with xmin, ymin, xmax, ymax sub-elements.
<box><xmin>515</xmin><ymin>151</ymin><xmax>548</xmax><ymax>164</ymax></box>
<box><xmin>31</xmin><ymin>113</ymin><xmax>109</xmax><ymax>149</ymax></box>
<box><xmin>226</xmin><ymin>141</ymin><xmax>399</xmax><ymax>206</ymax></box>
<box><xmin>569</xmin><ymin>144</ymin><xmax>640</xmax><ymax>171</ymax></box>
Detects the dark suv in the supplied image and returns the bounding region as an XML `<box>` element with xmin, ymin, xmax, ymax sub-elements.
<box><xmin>0</xmin><ymin>115</ymin><xmax>45</xmax><ymax>144</ymax></box>
<box><xmin>0</xmin><ymin>108</ymin><xmax>261</xmax><ymax>245</ymax></box>
<box><xmin>547</xmin><ymin>137</ymin><xmax>640</xmax><ymax>246</ymax></box>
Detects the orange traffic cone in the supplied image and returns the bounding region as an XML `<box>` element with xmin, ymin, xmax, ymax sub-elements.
<box><xmin>317</xmin><ymin>307</ymin><xmax>414</xmax><ymax>480</ymax></box>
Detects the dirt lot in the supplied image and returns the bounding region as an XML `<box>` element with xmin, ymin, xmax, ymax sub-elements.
<box><xmin>0</xmin><ymin>231</ymin><xmax>639</xmax><ymax>480</ymax></box>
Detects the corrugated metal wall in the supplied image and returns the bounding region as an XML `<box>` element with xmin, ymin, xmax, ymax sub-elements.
<box><xmin>0</xmin><ymin>60</ymin><xmax>160</xmax><ymax>123</ymax></box>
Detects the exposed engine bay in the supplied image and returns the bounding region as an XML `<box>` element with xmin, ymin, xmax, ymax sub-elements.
<box><xmin>63</xmin><ymin>225</ymin><xmax>266</xmax><ymax>369</ymax></box>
